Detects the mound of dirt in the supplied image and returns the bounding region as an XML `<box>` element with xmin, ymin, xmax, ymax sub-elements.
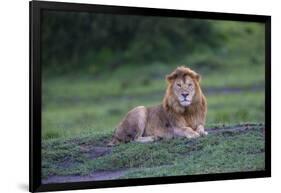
<box><xmin>42</xmin><ymin>123</ymin><xmax>264</xmax><ymax>184</ymax></box>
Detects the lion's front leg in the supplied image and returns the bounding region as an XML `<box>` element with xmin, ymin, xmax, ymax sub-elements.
<box><xmin>196</xmin><ymin>125</ymin><xmax>208</xmax><ymax>136</ymax></box>
<box><xmin>174</xmin><ymin>127</ymin><xmax>200</xmax><ymax>139</ymax></box>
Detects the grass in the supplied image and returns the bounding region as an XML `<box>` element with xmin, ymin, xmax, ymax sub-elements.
<box><xmin>42</xmin><ymin>125</ymin><xmax>265</xmax><ymax>179</ymax></box>
<box><xmin>41</xmin><ymin>21</ymin><xmax>266</xmax><ymax>180</ymax></box>
<box><xmin>42</xmin><ymin>64</ymin><xmax>264</xmax><ymax>109</ymax></box>
<box><xmin>42</xmin><ymin>81</ymin><xmax>264</xmax><ymax>140</ymax></box>
<box><xmin>123</xmin><ymin>129</ymin><xmax>265</xmax><ymax>178</ymax></box>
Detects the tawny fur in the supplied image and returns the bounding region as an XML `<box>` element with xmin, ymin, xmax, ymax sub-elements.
<box><xmin>108</xmin><ymin>66</ymin><xmax>207</xmax><ymax>146</ymax></box>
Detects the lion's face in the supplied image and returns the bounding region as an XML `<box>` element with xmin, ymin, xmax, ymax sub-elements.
<box><xmin>165</xmin><ymin>66</ymin><xmax>201</xmax><ymax>109</ymax></box>
<box><xmin>172</xmin><ymin>76</ymin><xmax>195</xmax><ymax>107</ymax></box>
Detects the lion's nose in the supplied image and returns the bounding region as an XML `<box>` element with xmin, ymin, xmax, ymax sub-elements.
<box><xmin>182</xmin><ymin>93</ymin><xmax>189</xmax><ymax>98</ymax></box>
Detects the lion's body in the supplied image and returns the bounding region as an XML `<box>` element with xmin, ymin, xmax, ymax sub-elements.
<box><xmin>108</xmin><ymin>66</ymin><xmax>207</xmax><ymax>146</ymax></box>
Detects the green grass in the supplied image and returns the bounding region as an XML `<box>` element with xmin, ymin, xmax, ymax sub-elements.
<box><xmin>43</xmin><ymin>64</ymin><xmax>264</xmax><ymax>109</ymax></box>
<box><xmin>42</xmin><ymin>125</ymin><xmax>264</xmax><ymax>179</ymax></box>
<box><xmin>42</xmin><ymin>85</ymin><xmax>264</xmax><ymax>140</ymax></box>
<box><xmin>123</xmin><ymin>129</ymin><xmax>265</xmax><ymax>178</ymax></box>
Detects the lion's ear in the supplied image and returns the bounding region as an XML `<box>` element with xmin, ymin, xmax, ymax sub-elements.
<box><xmin>195</xmin><ymin>73</ymin><xmax>201</xmax><ymax>82</ymax></box>
<box><xmin>166</xmin><ymin>72</ymin><xmax>177</xmax><ymax>82</ymax></box>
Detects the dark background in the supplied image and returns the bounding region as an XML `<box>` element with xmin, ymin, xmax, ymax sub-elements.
<box><xmin>42</xmin><ymin>11</ymin><xmax>223</xmax><ymax>75</ymax></box>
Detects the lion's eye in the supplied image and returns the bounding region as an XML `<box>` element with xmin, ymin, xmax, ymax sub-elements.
<box><xmin>177</xmin><ymin>83</ymin><xmax>181</xmax><ymax>87</ymax></box>
<box><xmin>188</xmin><ymin>83</ymin><xmax>192</xmax><ymax>87</ymax></box>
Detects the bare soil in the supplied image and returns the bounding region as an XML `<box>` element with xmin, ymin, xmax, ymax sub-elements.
<box><xmin>42</xmin><ymin>170</ymin><xmax>128</xmax><ymax>184</ymax></box>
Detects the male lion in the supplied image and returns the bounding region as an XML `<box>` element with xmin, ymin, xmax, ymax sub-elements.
<box><xmin>108</xmin><ymin>66</ymin><xmax>207</xmax><ymax>146</ymax></box>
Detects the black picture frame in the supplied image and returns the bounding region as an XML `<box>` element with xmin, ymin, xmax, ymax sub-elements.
<box><xmin>29</xmin><ymin>0</ymin><xmax>271</xmax><ymax>192</ymax></box>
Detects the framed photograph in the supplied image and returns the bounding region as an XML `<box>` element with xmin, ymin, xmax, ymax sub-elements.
<box><xmin>30</xmin><ymin>0</ymin><xmax>271</xmax><ymax>192</ymax></box>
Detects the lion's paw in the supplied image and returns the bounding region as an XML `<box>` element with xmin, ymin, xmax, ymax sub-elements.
<box><xmin>199</xmin><ymin>131</ymin><xmax>208</xmax><ymax>136</ymax></box>
<box><xmin>186</xmin><ymin>132</ymin><xmax>200</xmax><ymax>139</ymax></box>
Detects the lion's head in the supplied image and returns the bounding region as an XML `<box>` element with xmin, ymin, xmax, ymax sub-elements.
<box><xmin>163</xmin><ymin>66</ymin><xmax>204</xmax><ymax>114</ymax></box>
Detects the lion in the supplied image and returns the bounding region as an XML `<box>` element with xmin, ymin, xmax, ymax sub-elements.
<box><xmin>108</xmin><ymin>66</ymin><xmax>207</xmax><ymax>146</ymax></box>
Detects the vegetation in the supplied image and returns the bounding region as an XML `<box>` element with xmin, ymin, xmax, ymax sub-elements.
<box><xmin>41</xmin><ymin>11</ymin><xmax>265</xmax><ymax>181</ymax></box>
<box><xmin>42</xmin><ymin>125</ymin><xmax>264</xmax><ymax>179</ymax></box>
<box><xmin>42</xmin><ymin>11</ymin><xmax>221</xmax><ymax>74</ymax></box>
